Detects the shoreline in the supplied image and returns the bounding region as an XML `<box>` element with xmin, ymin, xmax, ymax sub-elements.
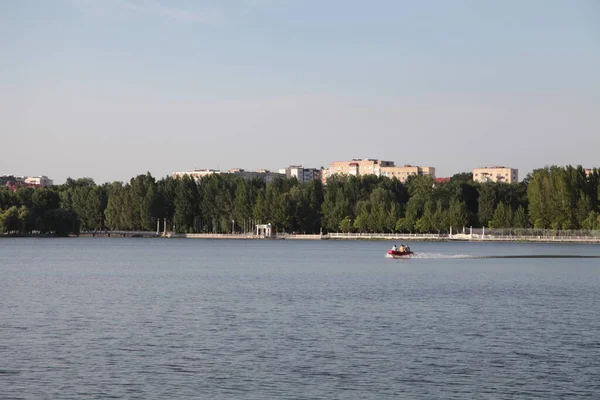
<box><xmin>2</xmin><ymin>233</ymin><xmax>600</xmax><ymax>244</ymax></box>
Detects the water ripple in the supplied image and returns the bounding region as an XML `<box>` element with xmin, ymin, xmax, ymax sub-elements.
<box><xmin>1</xmin><ymin>238</ymin><xmax>599</xmax><ymax>399</ymax></box>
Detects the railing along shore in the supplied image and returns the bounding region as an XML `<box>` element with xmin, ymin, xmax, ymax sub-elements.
<box><xmin>14</xmin><ymin>229</ymin><xmax>598</xmax><ymax>243</ymax></box>
<box><xmin>328</xmin><ymin>232</ymin><xmax>441</xmax><ymax>240</ymax></box>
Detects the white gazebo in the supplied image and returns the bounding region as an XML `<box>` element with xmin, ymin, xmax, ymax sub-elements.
<box><xmin>256</xmin><ymin>223</ymin><xmax>273</xmax><ymax>237</ymax></box>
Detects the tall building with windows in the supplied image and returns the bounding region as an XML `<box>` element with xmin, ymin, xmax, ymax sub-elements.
<box><xmin>301</xmin><ymin>168</ymin><xmax>322</xmax><ymax>182</ymax></box>
<box><xmin>380</xmin><ymin>164</ymin><xmax>435</xmax><ymax>182</ymax></box>
<box><xmin>278</xmin><ymin>165</ymin><xmax>322</xmax><ymax>183</ymax></box>
<box><xmin>472</xmin><ymin>167</ymin><xmax>518</xmax><ymax>183</ymax></box>
<box><xmin>323</xmin><ymin>159</ymin><xmax>435</xmax><ymax>183</ymax></box>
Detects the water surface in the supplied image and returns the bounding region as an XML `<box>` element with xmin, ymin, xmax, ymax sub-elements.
<box><xmin>1</xmin><ymin>239</ymin><xmax>599</xmax><ymax>399</ymax></box>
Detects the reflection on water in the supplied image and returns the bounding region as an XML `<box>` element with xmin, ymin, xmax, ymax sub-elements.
<box><xmin>1</xmin><ymin>239</ymin><xmax>599</xmax><ymax>399</ymax></box>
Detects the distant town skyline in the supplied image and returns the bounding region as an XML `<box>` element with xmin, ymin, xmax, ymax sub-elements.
<box><xmin>6</xmin><ymin>159</ymin><xmax>600</xmax><ymax>187</ymax></box>
<box><xmin>1</xmin><ymin>0</ymin><xmax>598</xmax><ymax>184</ymax></box>
<box><xmin>2</xmin><ymin>158</ymin><xmax>598</xmax><ymax>186</ymax></box>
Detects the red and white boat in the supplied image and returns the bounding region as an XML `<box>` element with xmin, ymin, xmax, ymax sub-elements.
<box><xmin>386</xmin><ymin>249</ymin><xmax>414</xmax><ymax>259</ymax></box>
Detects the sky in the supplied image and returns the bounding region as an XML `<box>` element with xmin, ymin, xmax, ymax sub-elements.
<box><xmin>1</xmin><ymin>0</ymin><xmax>598</xmax><ymax>184</ymax></box>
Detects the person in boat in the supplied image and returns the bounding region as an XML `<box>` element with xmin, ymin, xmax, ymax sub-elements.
<box><xmin>399</xmin><ymin>245</ymin><xmax>405</xmax><ymax>252</ymax></box>
<box><xmin>405</xmin><ymin>245</ymin><xmax>411</xmax><ymax>253</ymax></box>
<box><xmin>391</xmin><ymin>244</ymin><xmax>397</xmax><ymax>251</ymax></box>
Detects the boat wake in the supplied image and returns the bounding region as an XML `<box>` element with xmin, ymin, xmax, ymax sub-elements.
<box><xmin>472</xmin><ymin>255</ymin><xmax>600</xmax><ymax>259</ymax></box>
<box><xmin>387</xmin><ymin>253</ymin><xmax>600</xmax><ymax>259</ymax></box>
<box><xmin>386</xmin><ymin>253</ymin><xmax>471</xmax><ymax>259</ymax></box>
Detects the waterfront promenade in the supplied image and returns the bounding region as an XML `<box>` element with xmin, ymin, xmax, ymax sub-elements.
<box><xmin>328</xmin><ymin>232</ymin><xmax>600</xmax><ymax>243</ymax></box>
<box><xmin>70</xmin><ymin>229</ymin><xmax>600</xmax><ymax>243</ymax></box>
<box><xmin>177</xmin><ymin>228</ymin><xmax>600</xmax><ymax>243</ymax></box>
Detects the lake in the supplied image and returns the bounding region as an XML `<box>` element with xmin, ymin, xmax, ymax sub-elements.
<box><xmin>1</xmin><ymin>238</ymin><xmax>599</xmax><ymax>399</ymax></box>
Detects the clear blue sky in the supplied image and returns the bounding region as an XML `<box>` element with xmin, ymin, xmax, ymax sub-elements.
<box><xmin>1</xmin><ymin>0</ymin><xmax>598</xmax><ymax>183</ymax></box>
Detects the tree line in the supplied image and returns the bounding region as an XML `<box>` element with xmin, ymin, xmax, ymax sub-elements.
<box><xmin>1</xmin><ymin>166</ymin><xmax>599</xmax><ymax>236</ymax></box>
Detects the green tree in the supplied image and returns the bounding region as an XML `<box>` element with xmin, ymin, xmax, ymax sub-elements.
<box><xmin>0</xmin><ymin>187</ymin><xmax>16</xmax><ymax>210</ymax></box>
<box><xmin>233</xmin><ymin>179</ymin><xmax>257</xmax><ymax>231</ymax></box>
<box><xmin>353</xmin><ymin>212</ymin><xmax>370</xmax><ymax>232</ymax></box>
<box><xmin>156</xmin><ymin>177</ymin><xmax>178</xmax><ymax>226</ymax></box>
<box><xmin>31</xmin><ymin>188</ymin><xmax>60</xmax><ymax>227</ymax></box>
<box><xmin>253</xmin><ymin>191</ymin><xmax>270</xmax><ymax>226</ymax></box>
<box><xmin>527</xmin><ymin>168</ymin><xmax>551</xmax><ymax>228</ymax></box>
<box><xmin>478</xmin><ymin>183</ymin><xmax>498</xmax><ymax>227</ymax></box>
<box><xmin>130</xmin><ymin>173</ymin><xmax>158</xmax><ymax>230</ymax></box>
<box><xmin>70</xmin><ymin>186</ymin><xmax>107</xmax><ymax>230</ymax></box>
<box><xmin>270</xmin><ymin>188</ymin><xmax>293</xmax><ymax>232</ymax></box>
<box><xmin>173</xmin><ymin>176</ymin><xmax>200</xmax><ymax>233</ymax></box>
<box><xmin>369</xmin><ymin>187</ymin><xmax>393</xmax><ymax>232</ymax></box>
<box><xmin>489</xmin><ymin>202</ymin><xmax>514</xmax><ymax>228</ymax></box>
<box><xmin>15</xmin><ymin>187</ymin><xmax>35</xmax><ymax>209</ymax></box>
<box><xmin>18</xmin><ymin>206</ymin><xmax>33</xmax><ymax>234</ymax></box>
<box><xmin>339</xmin><ymin>216</ymin><xmax>353</xmax><ymax>232</ymax></box>
<box><xmin>321</xmin><ymin>183</ymin><xmax>352</xmax><ymax>232</ymax></box>
<box><xmin>304</xmin><ymin>179</ymin><xmax>324</xmax><ymax>233</ymax></box>
<box><xmin>575</xmin><ymin>192</ymin><xmax>593</xmax><ymax>229</ymax></box>
<box><xmin>388</xmin><ymin>203</ymin><xmax>401</xmax><ymax>232</ymax></box>
<box><xmin>0</xmin><ymin>206</ymin><xmax>20</xmax><ymax>233</ymax></box>
<box><xmin>431</xmin><ymin>201</ymin><xmax>448</xmax><ymax>232</ymax></box>
<box><xmin>64</xmin><ymin>177</ymin><xmax>96</xmax><ymax>188</ymax></box>
<box><xmin>42</xmin><ymin>208</ymin><xmax>78</xmax><ymax>236</ymax></box>
<box><xmin>450</xmin><ymin>172</ymin><xmax>474</xmax><ymax>182</ymax></box>
<box><xmin>447</xmin><ymin>200</ymin><xmax>469</xmax><ymax>231</ymax></box>
<box><xmin>415</xmin><ymin>200</ymin><xmax>435</xmax><ymax>233</ymax></box>
<box><xmin>104</xmin><ymin>182</ymin><xmax>127</xmax><ymax>230</ymax></box>
<box><xmin>397</xmin><ymin>199</ymin><xmax>420</xmax><ymax>232</ymax></box>
<box><xmin>513</xmin><ymin>206</ymin><xmax>530</xmax><ymax>228</ymax></box>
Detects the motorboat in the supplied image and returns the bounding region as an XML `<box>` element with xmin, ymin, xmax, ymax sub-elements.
<box><xmin>386</xmin><ymin>248</ymin><xmax>414</xmax><ymax>258</ymax></box>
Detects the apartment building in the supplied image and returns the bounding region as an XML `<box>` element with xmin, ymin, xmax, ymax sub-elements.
<box><xmin>248</xmin><ymin>169</ymin><xmax>285</xmax><ymax>183</ymax></box>
<box><xmin>24</xmin><ymin>176</ymin><xmax>54</xmax><ymax>187</ymax></box>
<box><xmin>380</xmin><ymin>165</ymin><xmax>435</xmax><ymax>182</ymax></box>
<box><xmin>323</xmin><ymin>159</ymin><xmax>435</xmax><ymax>183</ymax></box>
<box><xmin>172</xmin><ymin>168</ymin><xmax>284</xmax><ymax>184</ymax></box>
<box><xmin>1</xmin><ymin>175</ymin><xmax>54</xmax><ymax>189</ymax></box>
<box><xmin>278</xmin><ymin>165</ymin><xmax>322</xmax><ymax>183</ymax></box>
<box><xmin>472</xmin><ymin>167</ymin><xmax>518</xmax><ymax>183</ymax></box>
<box><xmin>172</xmin><ymin>169</ymin><xmax>220</xmax><ymax>181</ymax></box>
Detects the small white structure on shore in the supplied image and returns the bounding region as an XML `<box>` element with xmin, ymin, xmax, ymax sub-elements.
<box><xmin>256</xmin><ymin>223</ymin><xmax>273</xmax><ymax>237</ymax></box>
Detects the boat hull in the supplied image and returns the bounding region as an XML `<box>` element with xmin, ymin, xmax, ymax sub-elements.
<box><xmin>386</xmin><ymin>250</ymin><xmax>414</xmax><ymax>259</ymax></box>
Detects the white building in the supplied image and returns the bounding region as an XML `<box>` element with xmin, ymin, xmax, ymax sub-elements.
<box><xmin>278</xmin><ymin>165</ymin><xmax>322</xmax><ymax>183</ymax></box>
<box><xmin>473</xmin><ymin>166</ymin><xmax>518</xmax><ymax>183</ymax></box>
<box><xmin>323</xmin><ymin>159</ymin><xmax>435</xmax><ymax>183</ymax></box>
<box><xmin>172</xmin><ymin>169</ymin><xmax>220</xmax><ymax>181</ymax></box>
<box><xmin>24</xmin><ymin>176</ymin><xmax>53</xmax><ymax>187</ymax></box>
<box><xmin>172</xmin><ymin>168</ymin><xmax>284</xmax><ymax>184</ymax></box>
